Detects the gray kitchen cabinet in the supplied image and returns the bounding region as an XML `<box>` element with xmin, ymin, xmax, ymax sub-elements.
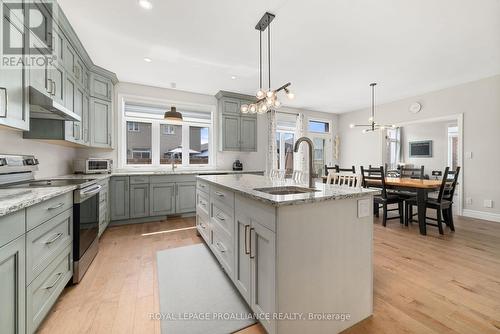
<box><xmin>50</xmin><ymin>64</ymin><xmax>65</xmax><ymax>106</ymax></box>
<box><xmin>90</xmin><ymin>73</ymin><xmax>113</xmax><ymax>101</ymax></box>
<box><xmin>175</xmin><ymin>182</ymin><xmax>196</xmax><ymax>213</ymax></box>
<box><xmin>82</xmin><ymin>94</ymin><xmax>90</xmax><ymax>144</ymax></box>
<box><xmin>90</xmin><ymin>98</ymin><xmax>112</xmax><ymax>148</ymax></box>
<box><xmin>0</xmin><ymin>235</ymin><xmax>26</xmax><ymax>334</ymax></box>
<box><xmin>221</xmin><ymin>114</ymin><xmax>241</xmax><ymax>151</ymax></box>
<box><xmin>240</xmin><ymin>116</ymin><xmax>257</xmax><ymax>151</ymax></box>
<box><xmin>150</xmin><ymin>182</ymin><xmax>176</xmax><ymax>216</ymax></box>
<box><xmin>0</xmin><ymin>5</ymin><xmax>29</xmax><ymax>130</ymax></box>
<box><xmin>234</xmin><ymin>216</ymin><xmax>251</xmax><ymax>304</ymax></box>
<box><xmin>216</xmin><ymin>91</ymin><xmax>257</xmax><ymax>152</ymax></box>
<box><xmin>62</xmin><ymin>39</ymin><xmax>77</xmax><ymax>77</ymax></box>
<box><xmin>130</xmin><ymin>183</ymin><xmax>150</xmax><ymax>218</ymax></box>
<box><xmin>110</xmin><ymin>177</ymin><xmax>129</xmax><ymax>221</ymax></box>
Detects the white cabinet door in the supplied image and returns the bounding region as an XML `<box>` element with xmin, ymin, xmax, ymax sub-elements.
<box><xmin>234</xmin><ymin>214</ymin><xmax>251</xmax><ymax>304</ymax></box>
<box><xmin>251</xmin><ymin>221</ymin><xmax>276</xmax><ymax>334</ymax></box>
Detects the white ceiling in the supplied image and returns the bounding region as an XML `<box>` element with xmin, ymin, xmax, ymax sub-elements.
<box><xmin>58</xmin><ymin>0</ymin><xmax>500</xmax><ymax>113</ymax></box>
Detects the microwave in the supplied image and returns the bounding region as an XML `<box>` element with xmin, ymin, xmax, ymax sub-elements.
<box><xmin>74</xmin><ymin>159</ymin><xmax>112</xmax><ymax>174</ymax></box>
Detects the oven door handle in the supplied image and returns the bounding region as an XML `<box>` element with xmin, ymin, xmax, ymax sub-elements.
<box><xmin>82</xmin><ymin>184</ymin><xmax>102</xmax><ymax>196</ymax></box>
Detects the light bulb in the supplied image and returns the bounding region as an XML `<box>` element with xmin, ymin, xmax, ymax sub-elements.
<box><xmin>286</xmin><ymin>90</ymin><xmax>295</xmax><ymax>99</ymax></box>
<box><xmin>368</xmin><ymin>116</ymin><xmax>374</xmax><ymax>122</ymax></box>
<box><xmin>349</xmin><ymin>124</ymin><xmax>355</xmax><ymax>128</ymax></box>
<box><xmin>266</xmin><ymin>97</ymin><xmax>274</xmax><ymax>107</ymax></box>
<box><xmin>266</xmin><ymin>91</ymin><xmax>275</xmax><ymax>98</ymax></box>
<box><xmin>273</xmin><ymin>100</ymin><xmax>281</xmax><ymax>108</ymax></box>
<box><xmin>259</xmin><ymin>104</ymin><xmax>268</xmax><ymax>114</ymax></box>
<box><xmin>362</xmin><ymin>129</ymin><xmax>368</xmax><ymax>133</ymax></box>
<box><xmin>391</xmin><ymin>124</ymin><xmax>396</xmax><ymax>128</ymax></box>
<box><xmin>240</xmin><ymin>104</ymin><xmax>249</xmax><ymax>113</ymax></box>
<box><xmin>256</xmin><ymin>90</ymin><xmax>265</xmax><ymax>99</ymax></box>
<box><xmin>249</xmin><ymin>104</ymin><xmax>257</xmax><ymax>113</ymax></box>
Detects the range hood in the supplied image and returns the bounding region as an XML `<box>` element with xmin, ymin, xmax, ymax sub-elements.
<box><xmin>29</xmin><ymin>86</ymin><xmax>81</xmax><ymax>122</ymax></box>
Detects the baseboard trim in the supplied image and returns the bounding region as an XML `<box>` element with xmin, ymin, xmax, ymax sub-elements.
<box><xmin>462</xmin><ymin>209</ymin><xmax>500</xmax><ymax>223</ymax></box>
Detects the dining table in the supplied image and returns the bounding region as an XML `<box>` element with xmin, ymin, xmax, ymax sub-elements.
<box><xmin>322</xmin><ymin>176</ymin><xmax>442</xmax><ymax>235</ymax></box>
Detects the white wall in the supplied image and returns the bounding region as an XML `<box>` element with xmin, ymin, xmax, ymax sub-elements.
<box><xmin>338</xmin><ymin>75</ymin><xmax>500</xmax><ymax>217</ymax></box>
<box><xmin>0</xmin><ymin>126</ymin><xmax>78</xmax><ymax>178</ymax></box>
<box><xmin>400</xmin><ymin>120</ymin><xmax>452</xmax><ymax>174</ymax></box>
<box><xmin>78</xmin><ymin>82</ymin><xmax>338</xmax><ymax>171</ymax></box>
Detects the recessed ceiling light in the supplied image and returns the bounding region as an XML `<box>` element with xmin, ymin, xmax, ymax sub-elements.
<box><xmin>138</xmin><ymin>0</ymin><xmax>153</xmax><ymax>10</ymax></box>
<box><xmin>144</xmin><ymin>57</ymin><xmax>152</xmax><ymax>63</ymax></box>
<box><xmin>231</xmin><ymin>75</ymin><xmax>237</xmax><ymax>80</ymax></box>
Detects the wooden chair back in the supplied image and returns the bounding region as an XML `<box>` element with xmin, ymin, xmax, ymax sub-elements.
<box><xmin>438</xmin><ymin>167</ymin><xmax>461</xmax><ymax>202</ymax></box>
<box><xmin>400</xmin><ymin>165</ymin><xmax>425</xmax><ymax>179</ymax></box>
<box><xmin>324</xmin><ymin>165</ymin><xmax>337</xmax><ymax>176</ymax></box>
<box><xmin>361</xmin><ymin>166</ymin><xmax>387</xmax><ymax>198</ymax></box>
<box><xmin>326</xmin><ymin>173</ymin><xmax>361</xmax><ymax>188</ymax></box>
<box><xmin>335</xmin><ymin>164</ymin><xmax>356</xmax><ymax>174</ymax></box>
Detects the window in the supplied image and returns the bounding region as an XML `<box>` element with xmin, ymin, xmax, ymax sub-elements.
<box><xmin>447</xmin><ymin>125</ymin><xmax>458</xmax><ymax>170</ymax></box>
<box><xmin>127</xmin><ymin>122</ymin><xmax>139</xmax><ymax>132</ymax></box>
<box><xmin>122</xmin><ymin>101</ymin><xmax>213</xmax><ymax>168</ymax></box>
<box><xmin>312</xmin><ymin>137</ymin><xmax>326</xmax><ymax>177</ymax></box>
<box><xmin>126</xmin><ymin>121</ymin><xmax>152</xmax><ymax>164</ymax></box>
<box><xmin>308</xmin><ymin>120</ymin><xmax>330</xmax><ymax>133</ymax></box>
<box><xmin>385</xmin><ymin>128</ymin><xmax>401</xmax><ymax>169</ymax></box>
<box><xmin>276</xmin><ymin>132</ymin><xmax>294</xmax><ymax>175</ymax></box>
<box><xmin>189</xmin><ymin>126</ymin><xmax>209</xmax><ymax>165</ymax></box>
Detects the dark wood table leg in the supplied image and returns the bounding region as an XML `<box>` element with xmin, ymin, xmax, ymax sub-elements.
<box><xmin>417</xmin><ymin>188</ymin><xmax>427</xmax><ymax>235</ymax></box>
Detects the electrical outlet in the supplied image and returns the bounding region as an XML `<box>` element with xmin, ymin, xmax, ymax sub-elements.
<box><xmin>465</xmin><ymin>152</ymin><xmax>473</xmax><ymax>159</ymax></box>
<box><xmin>483</xmin><ymin>200</ymin><xmax>493</xmax><ymax>208</ymax></box>
<box><xmin>466</xmin><ymin>197</ymin><xmax>472</xmax><ymax>205</ymax></box>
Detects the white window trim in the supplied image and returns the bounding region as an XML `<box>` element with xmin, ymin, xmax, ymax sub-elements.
<box><xmin>307</xmin><ymin>118</ymin><xmax>332</xmax><ymax>135</ymax></box>
<box><xmin>117</xmin><ymin>94</ymin><xmax>216</xmax><ymax>171</ymax></box>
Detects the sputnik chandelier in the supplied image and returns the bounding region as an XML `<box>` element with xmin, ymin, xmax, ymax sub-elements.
<box><xmin>240</xmin><ymin>12</ymin><xmax>294</xmax><ymax>114</ymax></box>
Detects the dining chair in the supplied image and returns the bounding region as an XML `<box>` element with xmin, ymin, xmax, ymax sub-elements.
<box><xmin>324</xmin><ymin>165</ymin><xmax>337</xmax><ymax>176</ymax></box>
<box><xmin>400</xmin><ymin>165</ymin><xmax>425</xmax><ymax>179</ymax></box>
<box><xmin>326</xmin><ymin>172</ymin><xmax>361</xmax><ymax>188</ymax></box>
<box><xmin>405</xmin><ymin>167</ymin><xmax>461</xmax><ymax>234</ymax></box>
<box><xmin>360</xmin><ymin>166</ymin><xmax>405</xmax><ymax>227</ymax></box>
<box><xmin>335</xmin><ymin>164</ymin><xmax>356</xmax><ymax>174</ymax></box>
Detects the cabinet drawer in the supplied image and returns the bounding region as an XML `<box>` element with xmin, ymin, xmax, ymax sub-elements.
<box><xmin>196</xmin><ymin>213</ymin><xmax>211</xmax><ymax>244</ymax></box>
<box><xmin>196</xmin><ymin>191</ymin><xmax>210</xmax><ymax>217</ymax></box>
<box><xmin>26</xmin><ymin>192</ymin><xmax>73</xmax><ymax>230</ymax></box>
<box><xmin>26</xmin><ymin>208</ymin><xmax>72</xmax><ymax>284</ymax></box>
<box><xmin>212</xmin><ymin>203</ymin><xmax>234</xmax><ymax>240</ymax></box>
<box><xmin>197</xmin><ymin>180</ymin><xmax>210</xmax><ymax>194</ymax></box>
<box><xmin>130</xmin><ymin>175</ymin><xmax>150</xmax><ymax>184</ymax></box>
<box><xmin>210</xmin><ymin>186</ymin><xmax>234</xmax><ymax>209</ymax></box>
<box><xmin>27</xmin><ymin>244</ymin><xmax>72</xmax><ymax>334</ymax></box>
<box><xmin>0</xmin><ymin>210</ymin><xmax>25</xmax><ymax>248</ymax></box>
<box><xmin>211</xmin><ymin>224</ymin><xmax>234</xmax><ymax>279</ymax></box>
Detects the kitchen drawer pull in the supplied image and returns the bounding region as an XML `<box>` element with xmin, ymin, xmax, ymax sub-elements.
<box><xmin>44</xmin><ymin>272</ymin><xmax>63</xmax><ymax>289</ymax></box>
<box><xmin>215</xmin><ymin>214</ymin><xmax>225</xmax><ymax>221</ymax></box>
<box><xmin>214</xmin><ymin>191</ymin><xmax>225</xmax><ymax>197</ymax></box>
<box><xmin>199</xmin><ymin>184</ymin><xmax>206</xmax><ymax>188</ymax></box>
<box><xmin>45</xmin><ymin>233</ymin><xmax>63</xmax><ymax>245</ymax></box>
<box><xmin>244</xmin><ymin>224</ymin><xmax>250</xmax><ymax>255</ymax></box>
<box><xmin>47</xmin><ymin>202</ymin><xmax>64</xmax><ymax>210</ymax></box>
<box><xmin>215</xmin><ymin>241</ymin><xmax>226</xmax><ymax>253</ymax></box>
<box><xmin>200</xmin><ymin>223</ymin><xmax>207</xmax><ymax>230</ymax></box>
<box><xmin>249</xmin><ymin>227</ymin><xmax>255</xmax><ymax>259</ymax></box>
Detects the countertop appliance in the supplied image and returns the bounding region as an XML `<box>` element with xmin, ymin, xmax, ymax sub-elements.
<box><xmin>233</xmin><ymin>160</ymin><xmax>243</xmax><ymax>171</ymax></box>
<box><xmin>0</xmin><ymin>154</ymin><xmax>101</xmax><ymax>283</ymax></box>
<box><xmin>74</xmin><ymin>158</ymin><xmax>112</xmax><ymax>174</ymax></box>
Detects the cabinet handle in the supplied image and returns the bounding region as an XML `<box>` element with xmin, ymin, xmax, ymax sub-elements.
<box><xmin>53</xmin><ymin>81</ymin><xmax>57</xmax><ymax>96</ymax></box>
<box><xmin>214</xmin><ymin>191</ymin><xmax>225</xmax><ymax>198</ymax></box>
<box><xmin>244</xmin><ymin>224</ymin><xmax>250</xmax><ymax>255</ymax></box>
<box><xmin>43</xmin><ymin>272</ymin><xmax>63</xmax><ymax>289</ymax></box>
<box><xmin>215</xmin><ymin>241</ymin><xmax>226</xmax><ymax>253</ymax></box>
<box><xmin>48</xmin><ymin>202</ymin><xmax>64</xmax><ymax>210</ymax></box>
<box><xmin>0</xmin><ymin>87</ymin><xmax>7</xmax><ymax>116</ymax></box>
<box><xmin>215</xmin><ymin>214</ymin><xmax>225</xmax><ymax>221</ymax></box>
<box><xmin>46</xmin><ymin>79</ymin><xmax>53</xmax><ymax>94</ymax></box>
<box><xmin>200</xmin><ymin>223</ymin><xmax>207</xmax><ymax>230</ymax></box>
<box><xmin>45</xmin><ymin>233</ymin><xmax>63</xmax><ymax>245</ymax></box>
<box><xmin>249</xmin><ymin>227</ymin><xmax>255</xmax><ymax>259</ymax></box>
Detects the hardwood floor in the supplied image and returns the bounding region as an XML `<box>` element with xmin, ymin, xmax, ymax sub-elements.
<box><xmin>38</xmin><ymin>215</ymin><xmax>500</xmax><ymax>334</ymax></box>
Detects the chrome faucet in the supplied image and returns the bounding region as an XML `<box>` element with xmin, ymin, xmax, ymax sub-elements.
<box><xmin>293</xmin><ymin>137</ymin><xmax>315</xmax><ymax>189</ymax></box>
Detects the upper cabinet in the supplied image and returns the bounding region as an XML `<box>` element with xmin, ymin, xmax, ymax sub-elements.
<box><xmin>2</xmin><ymin>0</ymin><xmax>117</xmax><ymax>147</ymax></box>
<box><xmin>0</xmin><ymin>2</ymin><xmax>29</xmax><ymax>130</ymax></box>
<box><xmin>216</xmin><ymin>91</ymin><xmax>258</xmax><ymax>152</ymax></box>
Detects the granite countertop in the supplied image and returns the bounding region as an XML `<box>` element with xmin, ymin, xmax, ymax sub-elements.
<box><xmin>0</xmin><ymin>186</ymin><xmax>76</xmax><ymax>217</ymax></box>
<box><xmin>197</xmin><ymin>174</ymin><xmax>380</xmax><ymax>207</ymax></box>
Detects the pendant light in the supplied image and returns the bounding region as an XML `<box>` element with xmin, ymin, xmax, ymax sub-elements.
<box><xmin>164</xmin><ymin>106</ymin><xmax>183</xmax><ymax>121</ymax></box>
<box><xmin>240</xmin><ymin>12</ymin><xmax>294</xmax><ymax>115</ymax></box>
<box><xmin>349</xmin><ymin>83</ymin><xmax>394</xmax><ymax>133</ymax></box>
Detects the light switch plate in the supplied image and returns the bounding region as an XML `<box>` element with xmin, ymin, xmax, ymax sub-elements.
<box><xmin>465</xmin><ymin>152</ymin><xmax>473</xmax><ymax>159</ymax></box>
<box><xmin>484</xmin><ymin>200</ymin><xmax>493</xmax><ymax>208</ymax></box>
<box><xmin>358</xmin><ymin>198</ymin><xmax>371</xmax><ymax>218</ymax></box>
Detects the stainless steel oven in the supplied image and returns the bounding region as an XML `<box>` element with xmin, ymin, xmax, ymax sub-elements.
<box><xmin>73</xmin><ymin>183</ymin><xmax>102</xmax><ymax>283</ymax></box>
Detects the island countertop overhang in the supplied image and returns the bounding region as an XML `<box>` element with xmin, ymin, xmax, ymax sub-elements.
<box><xmin>197</xmin><ymin>174</ymin><xmax>380</xmax><ymax>207</ymax></box>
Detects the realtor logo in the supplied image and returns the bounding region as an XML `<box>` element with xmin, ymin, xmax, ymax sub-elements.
<box><xmin>1</xmin><ymin>1</ymin><xmax>56</xmax><ymax>68</ymax></box>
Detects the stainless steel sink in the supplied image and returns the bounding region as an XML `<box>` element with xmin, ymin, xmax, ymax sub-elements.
<box><xmin>253</xmin><ymin>186</ymin><xmax>319</xmax><ymax>195</ymax></box>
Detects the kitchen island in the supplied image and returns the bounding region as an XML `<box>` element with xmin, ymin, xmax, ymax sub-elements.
<box><xmin>195</xmin><ymin>174</ymin><xmax>379</xmax><ymax>334</ymax></box>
